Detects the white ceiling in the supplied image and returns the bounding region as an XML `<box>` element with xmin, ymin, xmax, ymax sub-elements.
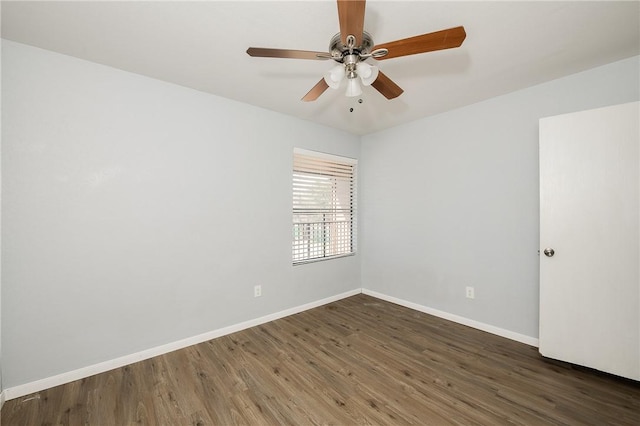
<box><xmin>2</xmin><ymin>1</ymin><xmax>639</xmax><ymax>135</ymax></box>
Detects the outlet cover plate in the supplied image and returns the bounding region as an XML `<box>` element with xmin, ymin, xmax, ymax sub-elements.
<box><xmin>465</xmin><ymin>286</ymin><xmax>475</xmax><ymax>299</ymax></box>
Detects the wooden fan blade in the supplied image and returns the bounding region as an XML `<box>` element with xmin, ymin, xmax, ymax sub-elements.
<box><xmin>247</xmin><ymin>47</ymin><xmax>331</xmax><ymax>60</ymax></box>
<box><xmin>302</xmin><ymin>79</ymin><xmax>330</xmax><ymax>102</ymax></box>
<box><xmin>373</xmin><ymin>26</ymin><xmax>466</xmax><ymax>60</ymax></box>
<box><xmin>371</xmin><ymin>71</ymin><xmax>404</xmax><ymax>99</ymax></box>
<box><xmin>337</xmin><ymin>0</ymin><xmax>366</xmax><ymax>47</ymax></box>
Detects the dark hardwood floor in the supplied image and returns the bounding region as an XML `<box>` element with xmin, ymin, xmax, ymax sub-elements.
<box><xmin>2</xmin><ymin>294</ymin><xmax>639</xmax><ymax>425</ymax></box>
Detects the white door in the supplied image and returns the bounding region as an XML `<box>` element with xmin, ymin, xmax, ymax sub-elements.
<box><xmin>539</xmin><ymin>101</ymin><xmax>639</xmax><ymax>380</ymax></box>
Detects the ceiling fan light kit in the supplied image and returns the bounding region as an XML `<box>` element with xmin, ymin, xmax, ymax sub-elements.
<box><xmin>357</xmin><ymin>62</ymin><xmax>379</xmax><ymax>86</ymax></box>
<box><xmin>345</xmin><ymin>77</ymin><xmax>363</xmax><ymax>97</ymax></box>
<box><xmin>324</xmin><ymin>64</ymin><xmax>345</xmax><ymax>89</ymax></box>
<box><xmin>246</xmin><ymin>0</ymin><xmax>466</xmax><ymax>102</ymax></box>
<box><xmin>323</xmin><ymin>52</ymin><xmax>379</xmax><ymax>97</ymax></box>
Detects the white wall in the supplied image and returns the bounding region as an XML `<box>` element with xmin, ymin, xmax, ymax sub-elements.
<box><xmin>1</xmin><ymin>40</ymin><xmax>360</xmax><ymax>389</ymax></box>
<box><xmin>360</xmin><ymin>56</ymin><xmax>640</xmax><ymax>339</ymax></box>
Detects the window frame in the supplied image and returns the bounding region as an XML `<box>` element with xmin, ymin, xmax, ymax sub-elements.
<box><xmin>292</xmin><ymin>148</ymin><xmax>357</xmax><ymax>265</ymax></box>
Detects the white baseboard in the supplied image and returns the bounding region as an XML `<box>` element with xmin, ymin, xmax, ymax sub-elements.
<box><xmin>3</xmin><ymin>288</ymin><xmax>361</xmax><ymax>402</ymax></box>
<box><xmin>362</xmin><ymin>289</ymin><xmax>539</xmax><ymax>347</ymax></box>
<box><xmin>3</xmin><ymin>288</ymin><xmax>538</xmax><ymax>401</ymax></box>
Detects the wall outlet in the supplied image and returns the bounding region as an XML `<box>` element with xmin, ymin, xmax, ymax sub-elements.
<box><xmin>465</xmin><ymin>286</ymin><xmax>475</xmax><ymax>299</ymax></box>
<box><xmin>254</xmin><ymin>285</ymin><xmax>262</xmax><ymax>298</ymax></box>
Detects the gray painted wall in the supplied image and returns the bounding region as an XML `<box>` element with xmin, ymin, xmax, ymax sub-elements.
<box><xmin>360</xmin><ymin>56</ymin><xmax>639</xmax><ymax>339</ymax></box>
<box><xmin>1</xmin><ymin>40</ymin><xmax>360</xmax><ymax>388</ymax></box>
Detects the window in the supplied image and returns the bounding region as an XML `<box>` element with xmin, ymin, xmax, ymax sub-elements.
<box><xmin>292</xmin><ymin>148</ymin><xmax>357</xmax><ymax>264</ymax></box>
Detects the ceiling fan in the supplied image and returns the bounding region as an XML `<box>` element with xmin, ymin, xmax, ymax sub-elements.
<box><xmin>246</xmin><ymin>0</ymin><xmax>466</xmax><ymax>102</ymax></box>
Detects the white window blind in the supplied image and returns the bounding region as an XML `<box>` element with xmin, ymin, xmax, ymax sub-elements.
<box><xmin>293</xmin><ymin>149</ymin><xmax>357</xmax><ymax>264</ymax></box>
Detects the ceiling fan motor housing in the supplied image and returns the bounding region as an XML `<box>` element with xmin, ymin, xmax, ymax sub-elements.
<box><xmin>329</xmin><ymin>31</ymin><xmax>374</xmax><ymax>62</ymax></box>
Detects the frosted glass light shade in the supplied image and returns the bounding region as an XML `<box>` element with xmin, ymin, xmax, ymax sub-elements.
<box><xmin>345</xmin><ymin>77</ymin><xmax>362</xmax><ymax>97</ymax></box>
<box><xmin>357</xmin><ymin>62</ymin><xmax>379</xmax><ymax>86</ymax></box>
<box><xmin>323</xmin><ymin>65</ymin><xmax>345</xmax><ymax>89</ymax></box>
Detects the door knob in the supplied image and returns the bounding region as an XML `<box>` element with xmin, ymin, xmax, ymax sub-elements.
<box><xmin>543</xmin><ymin>248</ymin><xmax>555</xmax><ymax>257</ymax></box>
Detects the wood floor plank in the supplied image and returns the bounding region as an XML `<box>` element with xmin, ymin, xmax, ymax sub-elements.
<box><xmin>3</xmin><ymin>294</ymin><xmax>639</xmax><ymax>425</ymax></box>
